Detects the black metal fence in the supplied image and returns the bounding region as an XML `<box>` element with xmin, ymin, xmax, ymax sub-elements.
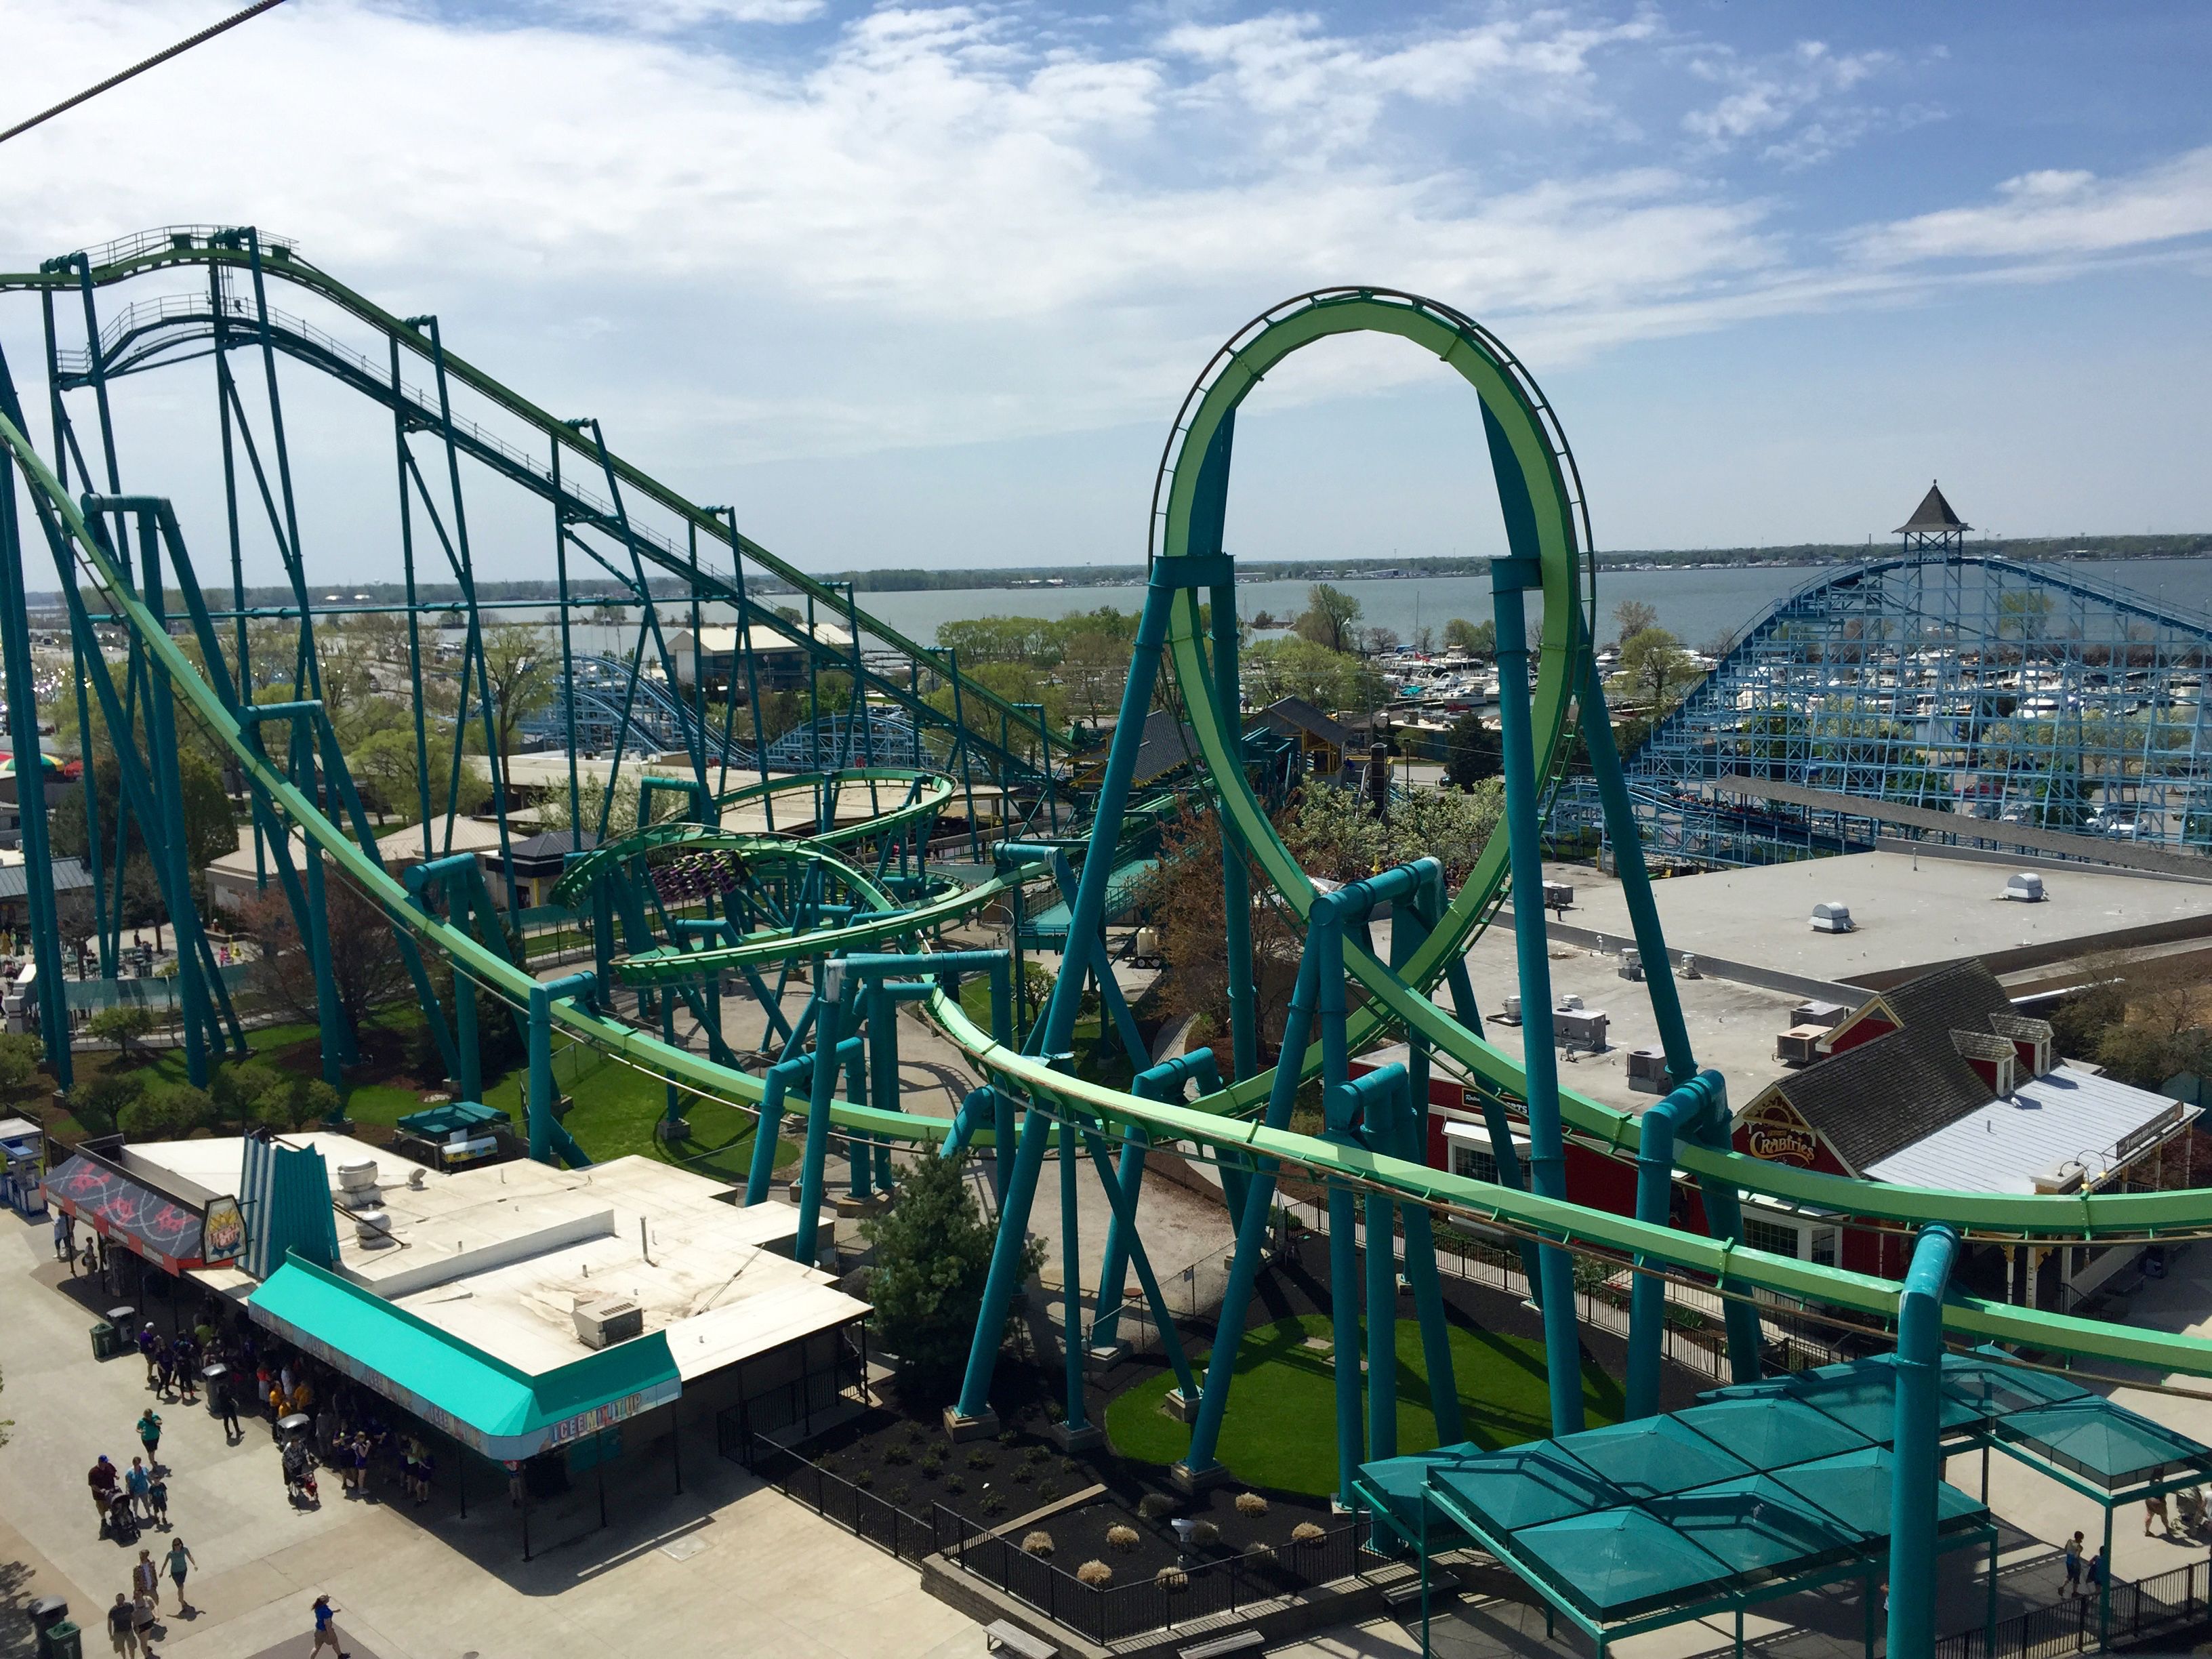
<box><xmin>729</xmin><ymin>1431</ymin><xmax>956</xmax><ymax>1564</ymax></box>
<box><xmin>726</xmin><ymin>1428</ymin><xmax>1379</xmax><ymax>1647</ymax></box>
<box><xmin>1934</xmin><ymin>1557</ymin><xmax>2212</xmax><ymax>1659</ymax></box>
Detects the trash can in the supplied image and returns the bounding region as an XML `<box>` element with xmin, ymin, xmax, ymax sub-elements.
<box><xmin>27</xmin><ymin>1594</ymin><xmax>66</xmax><ymax>1656</ymax></box>
<box><xmin>40</xmin><ymin>1617</ymin><xmax>81</xmax><ymax>1659</ymax></box>
<box><xmin>87</xmin><ymin>1321</ymin><xmax>116</xmax><ymax>1361</ymax></box>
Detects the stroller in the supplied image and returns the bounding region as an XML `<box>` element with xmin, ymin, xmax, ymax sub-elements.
<box><xmin>282</xmin><ymin>1441</ymin><xmax>319</xmax><ymax>1506</ymax></box>
<box><xmin>104</xmin><ymin>1487</ymin><xmax>139</xmax><ymax>1542</ymax></box>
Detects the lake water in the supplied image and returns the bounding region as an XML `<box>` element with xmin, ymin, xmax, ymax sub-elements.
<box><xmin>460</xmin><ymin>555</ymin><xmax>2212</xmax><ymax>659</ymax></box>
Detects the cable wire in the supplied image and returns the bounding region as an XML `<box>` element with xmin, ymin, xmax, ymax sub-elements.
<box><xmin>1</xmin><ymin>0</ymin><xmax>293</xmax><ymax>149</ymax></box>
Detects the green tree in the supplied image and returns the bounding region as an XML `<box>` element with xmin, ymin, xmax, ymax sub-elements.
<box><xmin>1284</xmin><ymin>780</ymin><xmax>1504</xmax><ymax>889</ymax></box>
<box><xmin>859</xmin><ymin>1149</ymin><xmax>1044</xmax><ymax>1400</ymax></box>
<box><xmin>0</xmin><ymin>1031</ymin><xmax>41</xmax><ymax>1091</ymax></box>
<box><xmin>119</xmin><ymin>1086</ymin><xmax>211</xmax><ymax>1142</ymax></box>
<box><xmin>1443</xmin><ymin>617</ymin><xmax>1495</xmax><ymax>656</ymax></box>
<box><xmin>1610</xmin><ymin>627</ymin><xmax>1702</xmax><ymax>719</ymax></box>
<box><xmin>1442</xmin><ymin>711</ymin><xmax>1500</xmax><ymax>789</ymax></box>
<box><xmin>479</xmin><ymin>623</ymin><xmax>558</xmax><ymax>765</ymax></box>
<box><xmin>1612</xmin><ymin>599</ymin><xmax>1658</xmax><ymax>644</ymax></box>
<box><xmin>350</xmin><ymin>724</ymin><xmax>491</xmax><ymax>825</ymax></box>
<box><xmin>88</xmin><ymin>1004</ymin><xmax>158</xmax><ymax>1065</ymax></box>
<box><xmin>295</xmin><ymin>1079</ymin><xmax>344</xmax><ymax>1130</ymax></box>
<box><xmin>209</xmin><ymin>1062</ymin><xmax>291</xmax><ymax>1134</ymax></box>
<box><xmin>68</xmin><ymin>1071</ymin><xmax>144</xmax><ymax>1137</ymax></box>
<box><xmin>1292</xmin><ymin>583</ymin><xmax>1362</xmax><ymax>654</ymax></box>
<box><xmin>1242</xmin><ymin>638</ymin><xmax>1384</xmax><ymax>713</ymax></box>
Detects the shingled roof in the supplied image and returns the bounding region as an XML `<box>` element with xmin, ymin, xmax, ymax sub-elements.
<box><xmin>1759</xmin><ymin>959</ymin><xmax>2041</xmax><ymax>1174</ymax></box>
<box><xmin>1893</xmin><ymin>480</ymin><xmax>1971</xmax><ymax>535</ymax></box>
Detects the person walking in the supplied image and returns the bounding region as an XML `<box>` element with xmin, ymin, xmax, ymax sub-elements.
<box><xmin>211</xmin><ymin>1374</ymin><xmax>241</xmax><ymax>1443</ymax></box>
<box><xmin>163</xmin><ymin>1539</ymin><xmax>197</xmax><ymax>1615</ymax></box>
<box><xmin>308</xmin><ymin>1594</ymin><xmax>348</xmax><ymax>1657</ymax></box>
<box><xmin>106</xmin><ymin>1591</ymin><xmax>139</xmax><ymax>1656</ymax></box>
<box><xmin>136</xmin><ymin>1408</ymin><xmax>163</xmax><ymax>1471</ymax></box>
<box><xmin>152</xmin><ymin>1341</ymin><xmax>175</xmax><ymax>1401</ymax></box>
<box><xmin>131</xmin><ymin>1549</ymin><xmax>159</xmax><ymax>1622</ymax></box>
<box><xmin>146</xmin><ymin>1473</ymin><xmax>168</xmax><ymax>1531</ymax></box>
<box><xmin>88</xmin><ymin>1455</ymin><xmax>120</xmax><ymax>1529</ymax></box>
<box><xmin>2088</xmin><ymin>1548</ymin><xmax>2108</xmax><ymax>1599</ymax></box>
<box><xmin>125</xmin><ymin>1458</ymin><xmax>152</xmax><ymax>1520</ymax></box>
<box><xmin>173</xmin><ymin>1338</ymin><xmax>198</xmax><ymax>1406</ymax></box>
<box><xmin>2064</xmin><ymin>1530</ymin><xmax>2084</xmax><ymax>1595</ymax></box>
<box><xmin>138</xmin><ymin>1324</ymin><xmax>159</xmax><ymax>1387</ymax></box>
<box><xmin>53</xmin><ymin>1208</ymin><xmax>73</xmax><ymax>1261</ymax></box>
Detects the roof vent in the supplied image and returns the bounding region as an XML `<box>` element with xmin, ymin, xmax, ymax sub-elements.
<box><xmin>573</xmin><ymin>1296</ymin><xmax>644</xmax><ymax>1350</ymax></box>
<box><xmin>337</xmin><ymin>1160</ymin><xmax>379</xmax><ymax>1195</ymax></box>
<box><xmin>2003</xmin><ymin>872</ymin><xmax>2046</xmax><ymax>903</ymax></box>
<box><xmin>1810</xmin><ymin>902</ymin><xmax>1853</xmax><ymax>933</ymax></box>
<box><xmin>352</xmin><ymin>1209</ymin><xmax>396</xmax><ymax>1250</ymax></box>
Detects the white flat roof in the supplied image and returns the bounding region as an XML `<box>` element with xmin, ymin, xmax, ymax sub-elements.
<box><xmin>134</xmin><ymin>1136</ymin><xmax>866</xmax><ymax>1381</ymax></box>
<box><xmin>1866</xmin><ymin>1065</ymin><xmax>2198</xmax><ymax>1194</ymax></box>
<box><xmin>1553</xmin><ymin>851</ymin><xmax>2212</xmax><ymax>986</ymax></box>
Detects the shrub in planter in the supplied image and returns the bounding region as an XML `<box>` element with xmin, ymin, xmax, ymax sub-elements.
<box><xmin>980</xmin><ymin>1494</ymin><xmax>1006</xmax><ymax>1517</ymax></box>
<box><xmin>1021</xmin><ymin>1530</ymin><xmax>1054</xmax><ymax>1557</ymax></box>
<box><xmin>1059</xmin><ymin>1456</ymin><xmax>1081</xmax><ymax>1477</ymax></box>
<box><xmin>884</xmin><ymin>1443</ymin><xmax>912</xmax><ymax>1465</ymax></box>
<box><xmin>1155</xmin><ymin>1567</ymin><xmax>1188</xmax><ymax>1591</ymax></box>
<box><xmin>889</xmin><ymin>1483</ymin><xmax>909</xmax><ymax>1504</ymax></box>
<box><xmin>1023</xmin><ymin>1445</ymin><xmax>1049</xmax><ymax>1467</ymax></box>
<box><xmin>998</xmin><ymin>1429</ymin><xmax>1019</xmax><ymax>1446</ymax></box>
<box><xmin>1190</xmin><ymin>1520</ymin><xmax>1220</xmax><ymax>1547</ymax></box>
<box><xmin>1106</xmin><ymin>1525</ymin><xmax>1139</xmax><ymax>1553</ymax></box>
<box><xmin>1235</xmin><ymin>1492</ymin><xmax>1269</xmax><ymax>1517</ymax></box>
<box><xmin>1077</xmin><ymin>1560</ymin><xmax>1113</xmax><ymax>1587</ymax></box>
<box><xmin>1037</xmin><ymin>1480</ymin><xmax>1058</xmax><ymax>1502</ymax></box>
<box><xmin>945</xmin><ymin>1474</ymin><xmax>966</xmax><ymax>1495</ymax></box>
<box><xmin>851</xmin><ymin>1469</ymin><xmax>874</xmax><ymax>1490</ymax></box>
<box><xmin>1247</xmin><ymin>1543</ymin><xmax>1277</xmax><ymax>1565</ymax></box>
<box><xmin>1011</xmin><ymin>1466</ymin><xmax>1033</xmax><ymax>1485</ymax></box>
<box><xmin>1291</xmin><ymin>1521</ymin><xmax>1327</xmax><ymax>1544</ymax></box>
<box><xmin>1137</xmin><ymin>1493</ymin><xmax>1176</xmax><ymax>1521</ymax></box>
<box><xmin>966</xmin><ymin>1448</ymin><xmax>992</xmax><ymax>1469</ymax></box>
<box><xmin>918</xmin><ymin>1451</ymin><xmax>942</xmax><ymax>1475</ymax></box>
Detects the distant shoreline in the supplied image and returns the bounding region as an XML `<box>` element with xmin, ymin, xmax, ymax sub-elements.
<box><xmin>32</xmin><ymin>532</ymin><xmax>2207</xmax><ymax>611</ymax></box>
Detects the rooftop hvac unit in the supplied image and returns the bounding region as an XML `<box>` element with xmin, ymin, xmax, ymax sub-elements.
<box><xmin>1558</xmin><ymin>993</ymin><xmax>1584</xmax><ymax>1010</ymax></box>
<box><xmin>1626</xmin><ymin>1048</ymin><xmax>1667</xmax><ymax>1094</ymax></box>
<box><xmin>2003</xmin><ymin>872</ymin><xmax>2046</xmax><ymax>903</ymax></box>
<box><xmin>336</xmin><ymin>1160</ymin><xmax>380</xmax><ymax>1196</ymax></box>
<box><xmin>1542</xmin><ymin>880</ymin><xmax>1575</xmax><ymax>911</ymax></box>
<box><xmin>1809</xmin><ymin>901</ymin><xmax>1853</xmax><ymax>933</ymax></box>
<box><xmin>1618</xmin><ymin>946</ymin><xmax>1643</xmax><ymax>981</ymax></box>
<box><xmin>1790</xmin><ymin>1000</ymin><xmax>1848</xmax><ymax>1029</ymax></box>
<box><xmin>573</xmin><ymin>1298</ymin><xmax>644</xmax><ymax>1350</ymax></box>
<box><xmin>1553</xmin><ymin>1007</ymin><xmax>1608</xmax><ymax>1050</ymax></box>
<box><xmin>1776</xmin><ymin>1025</ymin><xmax>1828</xmax><ymax>1067</ymax></box>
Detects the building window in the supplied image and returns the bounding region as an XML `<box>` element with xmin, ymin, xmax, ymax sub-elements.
<box><xmin>1744</xmin><ymin>1216</ymin><xmax>1802</xmax><ymax>1259</ymax></box>
<box><xmin>1809</xmin><ymin>1227</ymin><xmax>1839</xmax><ymax>1268</ymax></box>
<box><xmin>1451</xmin><ymin>1144</ymin><xmax>1499</xmax><ymax>1185</ymax></box>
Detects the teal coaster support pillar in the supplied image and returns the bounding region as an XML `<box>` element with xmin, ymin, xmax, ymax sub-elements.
<box><xmin>743</xmin><ymin>1053</ymin><xmax>813</xmax><ymax>1205</ymax></box>
<box><xmin>1488</xmin><ymin>546</ymin><xmax>1584</xmax><ymax>1438</ymax></box>
<box><xmin>526</xmin><ymin>970</ymin><xmax>596</xmax><ymax>1168</ymax></box>
<box><xmin>1887</xmin><ymin>1225</ymin><xmax>1959</xmax><ymax>1659</ymax></box>
<box><xmin>1625</xmin><ymin>1070</ymin><xmax>1725</xmax><ymax>1418</ymax></box>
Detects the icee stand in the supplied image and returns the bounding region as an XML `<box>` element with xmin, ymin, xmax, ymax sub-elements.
<box><xmin>0</xmin><ymin>1115</ymin><xmax>45</xmax><ymax>1218</ymax></box>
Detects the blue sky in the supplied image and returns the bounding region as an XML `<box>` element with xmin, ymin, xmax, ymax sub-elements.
<box><xmin>3</xmin><ymin>1</ymin><xmax>2209</xmax><ymax>577</ymax></box>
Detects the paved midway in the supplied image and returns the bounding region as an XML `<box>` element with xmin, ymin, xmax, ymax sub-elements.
<box><xmin>0</xmin><ymin>1208</ymin><xmax>985</xmax><ymax>1659</ymax></box>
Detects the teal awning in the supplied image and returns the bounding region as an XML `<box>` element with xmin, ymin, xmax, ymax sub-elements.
<box><xmin>1995</xmin><ymin>1397</ymin><xmax>2212</xmax><ymax>1491</ymax></box>
<box><xmin>396</xmin><ymin>1100</ymin><xmax>511</xmax><ymax>1139</ymax></box>
<box><xmin>249</xmin><ymin>1256</ymin><xmax>680</xmax><ymax>1460</ymax></box>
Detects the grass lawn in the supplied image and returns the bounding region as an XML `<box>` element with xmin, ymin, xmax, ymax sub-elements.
<box><xmin>482</xmin><ymin>1054</ymin><xmax>800</xmax><ymax>1187</ymax></box>
<box><xmin>1104</xmin><ymin>1313</ymin><xmax>1624</xmax><ymax>1497</ymax></box>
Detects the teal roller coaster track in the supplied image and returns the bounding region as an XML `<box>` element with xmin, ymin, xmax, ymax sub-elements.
<box><xmin>5</xmin><ymin>238</ymin><xmax>2212</xmax><ymax>1659</ymax></box>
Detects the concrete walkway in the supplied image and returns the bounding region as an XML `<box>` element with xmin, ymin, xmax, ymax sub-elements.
<box><xmin>0</xmin><ymin>1210</ymin><xmax>985</xmax><ymax>1659</ymax></box>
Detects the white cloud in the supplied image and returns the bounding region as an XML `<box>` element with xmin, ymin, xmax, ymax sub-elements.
<box><xmin>1849</xmin><ymin>148</ymin><xmax>2212</xmax><ymax>264</ymax></box>
<box><xmin>1681</xmin><ymin>39</ymin><xmax>1900</xmax><ymax>167</ymax></box>
<box><xmin>0</xmin><ymin>0</ymin><xmax>2205</xmax><ymax>490</ymax></box>
<box><xmin>544</xmin><ymin>0</ymin><xmax>825</xmax><ymax>26</ymax></box>
<box><xmin>1160</xmin><ymin>8</ymin><xmax>1657</xmax><ymax>150</ymax></box>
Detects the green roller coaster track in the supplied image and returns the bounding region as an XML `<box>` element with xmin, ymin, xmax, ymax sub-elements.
<box><xmin>5</xmin><ymin>253</ymin><xmax>2212</xmax><ymax>1390</ymax></box>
